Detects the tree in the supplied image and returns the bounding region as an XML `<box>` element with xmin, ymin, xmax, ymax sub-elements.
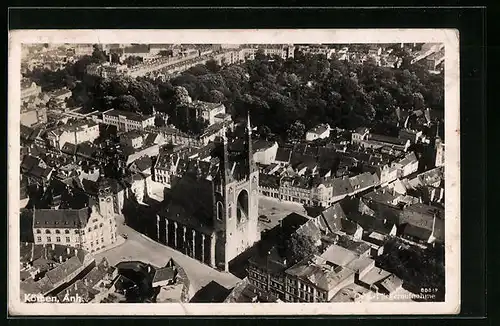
<box><xmin>187</xmin><ymin>64</ymin><xmax>210</xmax><ymax>76</ymax></box>
<box><xmin>286</xmin><ymin>120</ymin><xmax>306</xmax><ymax>142</ymax></box>
<box><xmin>110</xmin><ymin>52</ymin><xmax>122</xmax><ymax>64</ymax></box>
<box><xmin>258</xmin><ymin>125</ymin><xmax>272</xmax><ymax>140</ymax></box>
<box><xmin>158</xmin><ymin>50</ymin><xmax>173</xmax><ymax>57</ymax></box>
<box><xmin>113</xmin><ymin>95</ymin><xmax>140</xmax><ymax>112</ymax></box>
<box><xmin>205</xmin><ymin>59</ymin><xmax>221</xmax><ymax>73</ymax></box>
<box><xmin>207</xmin><ymin>89</ymin><xmax>226</xmax><ymax>103</ymax></box>
<box><xmin>284</xmin><ymin>233</ymin><xmax>319</xmax><ymax>265</ymax></box>
<box><xmin>123</xmin><ymin>55</ymin><xmax>144</xmax><ymax>67</ymax></box>
<box><xmin>91</xmin><ymin>44</ymin><xmax>108</xmax><ymax>63</ymax></box>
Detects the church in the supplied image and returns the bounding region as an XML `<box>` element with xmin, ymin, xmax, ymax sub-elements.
<box><xmin>156</xmin><ymin>115</ymin><xmax>261</xmax><ymax>271</ymax></box>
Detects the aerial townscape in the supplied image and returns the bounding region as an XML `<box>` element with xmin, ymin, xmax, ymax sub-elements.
<box><xmin>18</xmin><ymin>42</ymin><xmax>445</xmax><ymax>304</ymax></box>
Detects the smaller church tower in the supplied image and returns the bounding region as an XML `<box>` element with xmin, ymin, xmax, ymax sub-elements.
<box><xmin>434</xmin><ymin>121</ymin><xmax>445</xmax><ymax>168</ymax></box>
<box><xmin>98</xmin><ymin>177</ymin><xmax>114</xmax><ymax>219</ymax></box>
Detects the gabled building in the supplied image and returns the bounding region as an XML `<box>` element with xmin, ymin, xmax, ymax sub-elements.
<box><xmin>102</xmin><ymin>109</ymin><xmax>155</xmax><ymax>132</ymax></box>
<box><xmin>305</xmin><ymin>124</ymin><xmax>331</xmax><ymax>142</ymax></box>
<box><xmin>32</xmin><ymin>178</ymin><xmax>119</xmax><ymax>254</ymax></box>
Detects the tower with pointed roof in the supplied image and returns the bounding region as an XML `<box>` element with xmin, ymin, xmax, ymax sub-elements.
<box><xmin>212</xmin><ymin>113</ymin><xmax>260</xmax><ymax>271</ymax></box>
<box><xmin>97</xmin><ymin>177</ymin><xmax>114</xmax><ymax>219</ymax></box>
<box><xmin>434</xmin><ymin>121</ymin><xmax>445</xmax><ymax>167</ymax></box>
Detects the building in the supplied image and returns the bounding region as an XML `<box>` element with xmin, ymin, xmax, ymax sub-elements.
<box><xmin>72</xmin><ymin>44</ymin><xmax>94</xmax><ymax>57</ymax></box>
<box><xmin>252</xmin><ymin>140</ymin><xmax>278</xmax><ymax>165</ymax></box>
<box><xmin>305</xmin><ymin>124</ymin><xmax>331</xmax><ymax>142</ymax></box>
<box><xmin>46</xmin><ymin>120</ymin><xmax>100</xmax><ymax>149</ymax></box>
<box><xmin>21</xmin><ymin>155</ymin><xmax>54</xmax><ymax>188</ymax></box>
<box><xmin>21</xmin><ymin>80</ymin><xmax>42</xmax><ymax>102</ymax></box>
<box><xmin>241</xmin><ymin>44</ymin><xmax>295</xmax><ymax>60</ymax></box>
<box><xmin>32</xmin><ymin>179</ymin><xmax>119</xmax><ymax>254</ymax></box>
<box><xmin>55</xmin><ymin>258</ymin><xmax>119</xmax><ymax>303</ymax></box>
<box><xmin>20</xmin><ymin>243</ymin><xmax>95</xmax><ymax>299</ymax></box>
<box><xmin>410</xmin><ymin>43</ymin><xmax>445</xmax><ymax>65</ymax></box>
<box><xmin>21</xmin><ymin>107</ymin><xmax>48</xmax><ymax>127</ymax></box>
<box><xmin>177</xmin><ymin>100</ymin><xmax>226</xmax><ymax>127</ymax></box>
<box><xmin>50</xmin><ymin>88</ymin><xmax>72</xmax><ymax>102</ymax></box>
<box><xmin>224</xmin><ymin>278</ymin><xmax>280</xmax><ymax>303</ymax></box>
<box><xmin>102</xmin><ymin>109</ymin><xmax>155</xmax><ymax>132</ymax></box>
<box><xmin>398</xmin><ymin>129</ymin><xmax>423</xmax><ymax>144</ymax></box>
<box><xmin>398</xmin><ymin>203</ymin><xmax>444</xmax><ymax>244</ymax></box>
<box><xmin>391</xmin><ymin>152</ymin><xmax>419</xmax><ymax>178</ymax></box>
<box><xmin>351</xmin><ymin>127</ymin><xmax>370</xmax><ymax>144</ymax></box>
<box><xmin>435</xmin><ymin>137</ymin><xmax>445</xmax><ymax>167</ymax></box>
<box><xmin>157</xmin><ymin>117</ymin><xmax>260</xmax><ymax>271</ymax></box>
<box><xmin>362</xmin><ymin>134</ymin><xmax>411</xmax><ymax>152</ymax></box>
<box><xmin>86</xmin><ymin>62</ymin><xmax>129</xmax><ymax>78</ymax></box>
<box><xmin>153</xmin><ymin>258</ymin><xmax>194</xmax><ymax>303</ymax></box>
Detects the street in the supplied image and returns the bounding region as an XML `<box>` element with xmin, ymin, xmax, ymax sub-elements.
<box><xmin>94</xmin><ymin>214</ymin><xmax>241</xmax><ymax>293</ymax></box>
<box><xmin>257</xmin><ymin>196</ymin><xmax>308</xmax><ymax>232</ymax></box>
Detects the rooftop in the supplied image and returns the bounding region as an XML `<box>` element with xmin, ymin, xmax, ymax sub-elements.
<box><xmin>103</xmin><ymin>109</ymin><xmax>154</xmax><ymax>122</ymax></box>
<box><xmin>285</xmin><ymin>255</ymin><xmax>355</xmax><ymax>292</ymax></box>
<box><xmin>320</xmin><ymin>244</ymin><xmax>359</xmax><ymax>267</ymax></box>
<box><xmin>33</xmin><ymin>208</ymin><xmax>90</xmax><ymax>229</ymax></box>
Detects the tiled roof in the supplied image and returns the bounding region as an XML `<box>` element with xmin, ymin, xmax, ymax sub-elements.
<box><xmin>307</xmin><ymin>124</ymin><xmax>330</xmax><ymax>135</ymax></box>
<box><xmin>368</xmin><ymin>134</ymin><xmax>408</xmax><ymax>146</ymax></box>
<box><xmin>103</xmin><ymin>109</ymin><xmax>154</xmax><ymax>122</ymax></box>
<box><xmin>359</xmin><ymin>267</ymin><xmax>391</xmax><ymax>285</ymax></box>
<box><xmin>320</xmin><ymin>244</ymin><xmax>359</xmax><ymax>267</ymax></box>
<box><xmin>224</xmin><ymin>279</ymin><xmax>279</xmax><ymax>303</ymax></box>
<box><xmin>331</xmin><ymin>177</ymin><xmax>354</xmax><ymax>197</ymax></box>
<box><xmin>286</xmin><ymin>255</ymin><xmax>355</xmax><ymax>292</ymax></box>
<box><xmin>320</xmin><ymin>204</ymin><xmax>347</xmax><ymax>233</ymax></box>
<box><xmin>45</xmin><ymin>255</ymin><xmax>84</xmax><ymax>285</ymax></box>
<box><xmin>190</xmin><ymin>281</ymin><xmax>232</xmax><ymax>303</ymax></box>
<box><xmin>33</xmin><ymin>208</ymin><xmax>90</xmax><ymax>229</ymax></box>
<box><xmin>131</xmin><ymin>156</ymin><xmax>153</xmax><ymax>172</ymax></box>
<box><xmin>152</xmin><ymin>267</ymin><xmax>175</xmax><ymax>285</ymax></box>
<box><xmin>379</xmin><ymin>274</ymin><xmax>403</xmax><ymax>293</ymax></box>
<box><xmin>274</xmin><ymin>148</ymin><xmax>292</xmax><ymax>163</ymax></box>
<box><xmin>252</xmin><ymin>140</ymin><xmax>276</xmax><ymax>152</ymax></box>
<box><xmin>56</xmin><ymin>280</ymin><xmax>99</xmax><ymax>303</ymax></box>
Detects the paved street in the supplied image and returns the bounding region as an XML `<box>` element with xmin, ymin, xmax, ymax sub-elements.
<box><xmin>257</xmin><ymin>196</ymin><xmax>308</xmax><ymax>232</ymax></box>
<box><xmin>94</xmin><ymin>214</ymin><xmax>241</xmax><ymax>293</ymax></box>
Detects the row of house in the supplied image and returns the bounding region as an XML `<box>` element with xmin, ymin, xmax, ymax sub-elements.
<box><xmin>246</xmin><ymin>212</ymin><xmax>404</xmax><ymax>303</ymax></box>
<box><xmin>20</xmin><ymin>243</ymin><xmax>95</xmax><ymax>299</ymax></box>
<box><xmin>257</xmin><ymin>150</ymin><xmax>418</xmax><ymax>207</ymax></box>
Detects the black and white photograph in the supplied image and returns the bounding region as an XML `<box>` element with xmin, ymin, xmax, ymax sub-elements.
<box><xmin>8</xmin><ymin>29</ymin><xmax>460</xmax><ymax>315</ymax></box>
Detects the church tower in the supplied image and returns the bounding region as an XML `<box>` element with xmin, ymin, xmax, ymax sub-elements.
<box><xmin>212</xmin><ymin>115</ymin><xmax>260</xmax><ymax>271</ymax></box>
<box><xmin>434</xmin><ymin>121</ymin><xmax>445</xmax><ymax>168</ymax></box>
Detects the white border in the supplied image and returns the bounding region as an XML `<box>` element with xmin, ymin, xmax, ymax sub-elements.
<box><xmin>8</xmin><ymin>29</ymin><xmax>460</xmax><ymax>316</ymax></box>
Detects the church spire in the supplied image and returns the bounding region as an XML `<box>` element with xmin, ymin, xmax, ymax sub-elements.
<box><xmin>222</xmin><ymin>124</ymin><xmax>228</xmax><ymax>145</ymax></box>
<box><xmin>247</xmin><ymin>111</ymin><xmax>252</xmax><ymax>136</ymax></box>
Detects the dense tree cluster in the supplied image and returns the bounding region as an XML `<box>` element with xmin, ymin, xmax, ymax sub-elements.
<box><xmin>24</xmin><ymin>45</ymin><xmax>443</xmax><ymax>141</ymax></box>
<box><xmin>283</xmin><ymin>232</ymin><xmax>319</xmax><ymax>266</ymax></box>
<box><xmin>376</xmin><ymin>237</ymin><xmax>445</xmax><ymax>301</ymax></box>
